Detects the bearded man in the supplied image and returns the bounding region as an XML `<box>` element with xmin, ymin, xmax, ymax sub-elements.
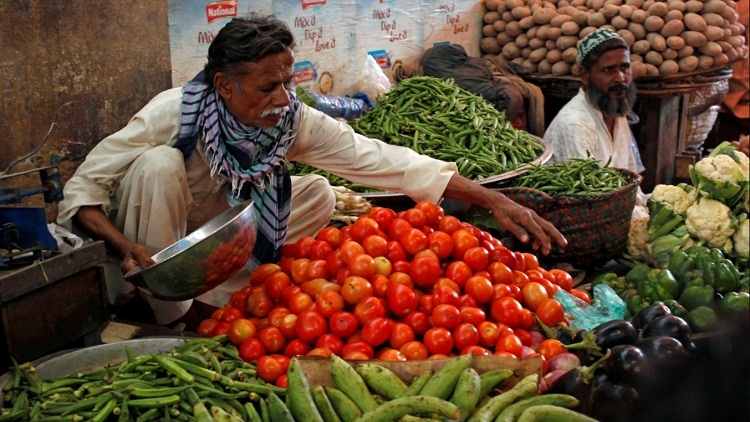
<box><xmin>544</xmin><ymin>29</ymin><xmax>645</xmax><ymax>174</ymax></box>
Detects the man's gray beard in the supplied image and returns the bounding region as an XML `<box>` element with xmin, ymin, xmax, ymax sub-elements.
<box><xmin>587</xmin><ymin>82</ymin><xmax>637</xmax><ymax>118</ymax></box>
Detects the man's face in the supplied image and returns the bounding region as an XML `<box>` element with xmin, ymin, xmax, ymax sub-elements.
<box><xmin>581</xmin><ymin>48</ymin><xmax>637</xmax><ymax>118</ymax></box>
<box><xmin>214</xmin><ymin>48</ymin><xmax>295</xmax><ymax>128</ymax></box>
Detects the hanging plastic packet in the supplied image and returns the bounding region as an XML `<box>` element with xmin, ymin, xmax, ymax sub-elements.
<box><xmin>307</xmin><ymin>92</ymin><xmax>368</xmax><ymax>121</ymax></box>
<box><xmin>554</xmin><ymin>284</ymin><xmax>627</xmax><ymax>330</ymax></box>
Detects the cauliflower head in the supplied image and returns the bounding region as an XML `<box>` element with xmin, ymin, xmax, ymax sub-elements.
<box><xmin>627</xmin><ymin>216</ymin><xmax>651</xmax><ymax>260</ymax></box>
<box><xmin>694</xmin><ymin>154</ymin><xmax>746</xmax><ymax>183</ymax></box>
<box><xmin>650</xmin><ymin>184</ymin><xmax>693</xmax><ymax>214</ymax></box>
<box><xmin>733</xmin><ymin>217</ymin><xmax>749</xmax><ymax>260</ymax></box>
<box><xmin>685</xmin><ymin>197</ymin><xmax>736</xmax><ymax>248</ymax></box>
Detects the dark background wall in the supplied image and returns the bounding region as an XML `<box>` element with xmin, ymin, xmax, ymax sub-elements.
<box><xmin>0</xmin><ymin>0</ymin><xmax>171</xmax><ymax>217</ymax></box>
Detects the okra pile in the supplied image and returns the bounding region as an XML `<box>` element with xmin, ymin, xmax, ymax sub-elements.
<box><xmin>0</xmin><ymin>337</ymin><xmax>283</xmax><ymax>421</ymax></box>
<box><xmin>512</xmin><ymin>157</ymin><xmax>629</xmax><ymax>196</ymax></box>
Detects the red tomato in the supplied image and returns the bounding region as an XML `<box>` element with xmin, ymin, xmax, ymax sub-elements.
<box><xmin>325</xmin><ymin>250</ymin><xmax>347</xmax><ymax>277</ymax></box>
<box><xmin>538</xmin><ymin>338</ymin><xmax>567</xmax><ymax>361</ymax></box>
<box><xmin>463</xmin><ymin>246</ymin><xmax>490</xmax><ymax>271</ymax></box>
<box><xmin>257</xmin><ymin>355</ymin><xmax>285</xmax><ymax>383</ymax></box>
<box><xmin>387</xmin><ymin>218</ymin><xmax>413</xmax><ymax>242</ymax></box>
<box><xmin>413</xmin><ymin>248</ymin><xmax>440</xmax><ymax>262</ymax></box>
<box><xmin>401</xmin><ymin>208</ymin><xmax>427</xmax><ymax>228</ymax></box>
<box><xmin>361</xmin><ymin>317</ymin><xmax>392</xmax><ymax>347</ymax></box>
<box><xmin>569</xmin><ymin>288</ymin><xmax>591</xmax><ymax>304</ymax></box>
<box><xmin>197</xmin><ymin>319</ymin><xmax>219</xmax><ymax>337</ymax></box>
<box><xmin>464</xmin><ymin>275</ymin><xmax>494</xmax><ymax>304</ymax></box>
<box><xmin>487</xmin><ymin>246</ymin><xmax>517</xmax><ymax>269</ymax></box>
<box><xmin>339</xmin><ymin>240</ymin><xmax>366</xmax><ymax>264</ymax></box>
<box><xmin>453</xmin><ymin>322</ymin><xmax>480</xmax><ymax>351</ymax></box>
<box><xmin>518</xmin><ymin>308</ymin><xmax>536</xmax><ymax>330</ymax></box>
<box><xmin>400</xmin><ymin>340</ymin><xmax>429</xmax><ymax>360</ymax></box>
<box><xmin>372</xmin><ymin>257</ymin><xmax>393</xmax><ymax>277</ymax></box>
<box><xmin>477</xmin><ymin>321</ymin><xmax>500</xmax><ymax>348</ymax></box>
<box><xmin>246</xmin><ymin>291</ymin><xmax>273</xmax><ymax>319</ymax></box>
<box><xmin>348</xmin><ymin>254</ymin><xmax>376</xmax><ymax>278</ymax></box>
<box><xmin>290</xmin><ymin>259</ymin><xmax>311</xmax><ymax>284</ymax></box>
<box><xmin>521</xmin><ymin>282</ymin><xmax>549</xmax><ymax>311</ymax></box>
<box><xmin>239</xmin><ymin>337</ymin><xmax>265</xmax><ymax>362</ymax></box>
<box><xmin>432</xmin><ymin>285</ymin><xmax>461</xmax><ymax>308</ymax></box>
<box><xmin>249</xmin><ymin>263</ymin><xmax>282</xmax><ymax>286</ymax></box>
<box><xmin>350</xmin><ymin>217</ymin><xmax>380</xmax><ymax>243</ymax></box>
<box><xmin>362</xmin><ymin>235</ymin><xmax>389</xmax><ymax>258</ymax></box>
<box><xmin>278</xmin><ymin>313</ymin><xmax>298</xmax><ymax>339</ymax></box>
<box><xmin>487</xmin><ymin>261</ymin><xmax>513</xmax><ymax>285</ymax></box>
<box><xmin>342</xmin><ymin>340</ymin><xmax>375</xmax><ymax>360</ymax></box>
<box><xmin>227</xmin><ymin>318</ymin><xmax>256</xmax><ymax>346</ymax></box>
<box><xmin>459</xmin><ymin>306</ymin><xmax>486</xmax><ymax>326</ymax></box>
<box><xmin>229</xmin><ymin>291</ymin><xmax>248</xmax><ymax>314</ymax></box>
<box><xmin>445</xmin><ymin>261</ymin><xmax>473</xmax><ymax>288</ymax></box>
<box><xmin>426</xmin><ymin>231</ymin><xmax>453</xmax><ymax>260</ymax></box>
<box><xmin>414</xmin><ymin>201</ymin><xmax>442</xmax><ymax>228</ymax></box>
<box><xmin>402</xmin><ymin>311</ymin><xmax>430</xmax><ymax>336</ymax></box>
<box><xmin>431</xmin><ymin>304</ymin><xmax>461</xmax><ymax>329</ymax></box>
<box><xmin>438</xmin><ymin>215</ymin><xmax>461</xmax><ymax>235</ymax></box>
<box><xmin>288</xmin><ymin>292</ymin><xmax>314</xmax><ymax>314</ymax></box>
<box><xmin>368</xmin><ymin>207</ymin><xmax>397</xmax><ymax>232</ymax></box>
<box><xmin>329</xmin><ymin>311</ymin><xmax>359</xmax><ymax>339</ymax></box>
<box><xmin>461</xmin><ymin>345</ymin><xmax>490</xmax><ymax>356</ymax></box>
<box><xmin>511</xmin><ymin>270</ymin><xmax>530</xmax><ymax>287</ymax></box>
<box><xmin>385</xmin><ymin>241</ymin><xmax>408</xmax><ymax>263</ymax></box>
<box><xmin>549</xmin><ymin>269</ymin><xmax>574</xmax><ymax>291</ymax></box>
<box><xmin>265</xmin><ymin>272</ymin><xmax>292</xmax><ymax>301</ymax></box>
<box><xmin>496</xmin><ymin>333</ymin><xmax>524</xmax><ymax>357</ymax></box>
<box><xmin>410</xmin><ymin>256</ymin><xmax>443</xmax><ymax>288</ymax></box>
<box><xmin>257</xmin><ymin>326</ymin><xmax>286</xmax><ymax>354</ymax></box>
<box><xmin>400</xmin><ymin>228</ymin><xmax>429</xmax><ymax>255</ymax></box>
<box><xmin>341</xmin><ymin>276</ymin><xmax>373</xmax><ymax>305</ymax></box>
<box><xmin>283</xmin><ymin>338</ymin><xmax>312</xmax><ymax>357</ymax></box>
<box><xmin>513</xmin><ymin>328</ymin><xmax>532</xmax><ymax>347</ymax></box>
<box><xmin>211</xmin><ymin>321</ymin><xmax>231</xmax><ymax>337</ymax></box>
<box><xmin>354</xmin><ymin>296</ymin><xmax>387</xmax><ymax>325</ymax></box>
<box><xmin>315</xmin><ymin>290</ymin><xmax>345</xmax><ymax>318</ymax></box>
<box><xmin>451</xmin><ymin>229</ymin><xmax>480</xmax><ymax>261</ymax></box>
<box><xmin>305</xmin><ymin>259</ymin><xmax>331</xmax><ymax>281</ymax></box>
<box><xmin>386</xmin><ymin>282</ymin><xmax>418</xmax><ymax>317</ymax></box>
<box><xmin>418</xmin><ymin>293</ymin><xmax>435</xmax><ymax>314</ymax></box>
<box><xmin>392</xmin><ymin>260</ymin><xmax>411</xmax><ymax>273</ymax></box>
<box><xmin>535</xmin><ymin>299</ymin><xmax>565</xmax><ymax>327</ymax></box>
<box><xmin>536</xmin><ymin>278</ymin><xmax>560</xmax><ymax>298</ymax></box>
<box><xmin>423</xmin><ymin>327</ymin><xmax>454</xmax><ymax>356</ymax></box>
<box><xmin>377</xmin><ymin>348</ymin><xmax>408</xmax><ymax>361</ymax></box>
<box><xmin>389</xmin><ymin>322</ymin><xmax>416</xmax><ymax>349</ymax></box>
<box><xmin>316</xmin><ymin>333</ymin><xmax>345</xmax><ymax>355</ymax></box>
<box><xmin>315</xmin><ymin>226</ymin><xmax>343</xmax><ymax>248</ymax></box>
<box><xmin>308</xmin><ymin>240</ymin><xmax>334</xmax><ymax>261</ymax></box>
<box><xmin>296</xmin><ymin>310</ymin><xmax>328</xmax><ymax>343</ymax></box>
<box><xmin>490</xmin><ymin>296</ymin><xmax>524</xmax><ymax>328</ymax></box>
<box><xmin>507</xmin><ymin>284</ymin><xmax>523</xmax><ymax>302</ymax></box>
<box><xmin>213</xmin><ymin>306</ymin><xmax>243</xmax><ymax>324</ymax></box>
<box><xmin>459</xmin><ymin>293</ymin><xmax>478</xmax><ymax>309</ymax></box>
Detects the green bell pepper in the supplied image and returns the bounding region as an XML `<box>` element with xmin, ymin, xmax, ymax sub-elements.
<box><xmin>667</xmin><ymin>250</ymin><xmax>696</xmax><ymax>286</ymax></box>
<box><xmin>662</xmin><ymin>299</ymin><xmax>689</xmax><ymax>319</ymax></box>
<box><xmin>678</xmin><ymin>283</ymin><xmax>715</xmax><ymax>311</ymax></box>
<box><xmin>711</xmin><ymin>259</ymin><xmax>741</xmax><ymax>294</ymax></box>
<box><xmin>638</xmin><ymin>269</ymin><xmax>680</xmax><ymax>302</ymax></box>
<box><xmin>687</xmin><ymin>305</ymin><xmax>718</xmax><ymax>333</ymax></box>
<box><xmin>718</xmin><ymin>291</ymin><xmax>749</xmax><ymax>314</ymax></box>
<box><xmin>627</xmin><ymin>294</ymin><xmax>651</xmax><ymax>316</ymax></box>
<box><xmin>591</xmin><ymin>272</ymin><xmax>625</xmax><ymax>293</ymax></box>
<box><xmin>625</xmin><ymin>264</ymin><xmax>651</xmax><ymax>289</ymax></box>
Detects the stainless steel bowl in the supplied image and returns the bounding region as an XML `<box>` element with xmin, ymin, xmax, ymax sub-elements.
<box><xmin>124</xmin><ymin>200</ymin><xmax>257</xmax><ymax>301</ymax></box>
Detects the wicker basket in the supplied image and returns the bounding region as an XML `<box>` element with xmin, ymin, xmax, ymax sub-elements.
<box><xmin>498</xmin><ymin>169</ymin><xmax>641</xmax><ymax>268</ymax></box>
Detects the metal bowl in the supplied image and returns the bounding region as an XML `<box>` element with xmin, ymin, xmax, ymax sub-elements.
<box><xmin>124</xmin><ymin>200</ymin><xmax>257</xmax><ymax>301</ymax></box>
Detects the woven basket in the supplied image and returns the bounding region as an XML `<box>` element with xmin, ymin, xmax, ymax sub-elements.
<box><xmin>498</xmin><ymin>169</ymin><xmax>641</xmax><ymax>268</ymax></box>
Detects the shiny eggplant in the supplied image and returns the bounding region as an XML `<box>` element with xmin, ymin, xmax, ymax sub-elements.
<box><xmin>589</xmin><ymin>381</ymin><xmax>641</xmax><ymax>422</ymax></box>
<box><xmin>641</xmin><ymin>314</ymin><xmax>695</xmax><ymax>351</ymax></box>
<box><xmin>631</xmin><ymin>302</ymin><xmax>672</xmax><ymax>330</ymax></box>
<box><xmin>592</xmin><ymin>319</ymin><xmax>638</xmax><ymax>350</ymax></box>
<box><xmin>602</xmin><ymin>344</ymin><xmax>647</xmax><ymax>385</ymax></box>
<box><xmin>545</xmin><ymin>350</ymin><xmax>611</xmax><ymax>412</ymax></box>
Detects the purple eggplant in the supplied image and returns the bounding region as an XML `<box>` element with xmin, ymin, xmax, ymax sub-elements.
<box><xmin>641</xmin><ymin>314</ymin><xmax>695</xmax><ymax>352</ymax></box>
<box><xmin>603</xmin><ymin>344</ymin><xmax>647</xmax><ymax>385</ymax></box>
<box><xmin>631</xmin><ymin>302</ymin><xmax>672</xmax><ymax>330</ymax></box>
<box><xmin>592</xmin><ymin>319</ymin><xmax>638</xmax><ymax>350</ymax></box>
<box><xmin>589</xmin><ymin>381</ymin><xmax>642</xmax><ymax>422</ymax></box>
<box><xmin>545</xmin><ymin>349</ymin><xmax>611</xmax><ymax>412</ymax></box>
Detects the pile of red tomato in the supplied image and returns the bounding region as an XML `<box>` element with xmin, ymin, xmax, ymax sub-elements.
<box><xmin>197</xmin><ymin>202</ymin><xmax>591</xmax><ymax>384</ymax></box>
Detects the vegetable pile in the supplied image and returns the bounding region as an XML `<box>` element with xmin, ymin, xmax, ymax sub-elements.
<box><xmin>513</xmin><ymin>157</ymin><xmax>630</xmax><ymax>196</ymax></box>
<box><xmin>290</xmin><ymin>76</ymin><xmax>545</xmax><ymax>192</ymax></box>
<box><xmin>481</xmin><ymin>0</ymin><xmax>748</xmax><ymax>78</ymax></box>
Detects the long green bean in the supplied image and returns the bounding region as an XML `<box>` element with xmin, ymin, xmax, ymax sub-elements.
<box><xmin>513</xmin><ymin>157</ymin><xmax>628</xmax><ymax>196</ymax></box>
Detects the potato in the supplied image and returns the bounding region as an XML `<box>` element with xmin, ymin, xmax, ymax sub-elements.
<box><xmin>601</xmin><ymin>4</ymin><xmax>619</xmax><ymax>18</ymax></box>
<box><xmin>530</xmin><ymin>37</ymin><xmax>546</xmax><ymax>49</ymax></box>
<box><xmin>519</xmin><ymin>16</ymin><xmax>537</xmax><ymax>29</ymax></box>
<box><xmin>521</xmin><ymin>59</ymin><xmax>539</xmax><ymax>74</ymax></box>
<box><xmin>726</xmin><ymin>47</ymin><xmax>740</xmax><ymax>61</ymax></box>
<box><xmin>678</xmin><ymin>56</ymin><xmax>699</xmax><ymax>71</ymax></box>
<box><xmin>493</xmin><ymin>19</ymin><xmax>507</xmax><ymax>32</ymax></box>
<box><xmin>704</xmin><ymin>25</ymin><xmax>726</xmax><ymax>42</ymax></box>
<box><xmin>502</xmin><ymin>42</ymin><xmax>522</xmax><ymax>59</ymax></box>
<box><xmin>506</xmin><ymin>21</ymin><xmax>523</xmax><ymax>37</ymax></box>
<box><xmin>561</xmin><ymin>21</ymin><xmax>581</xmax><ymax>35</ymax></box>
<box><xmin>592</xmin><ymin>0</ymin><xmax>606</xmax><ymax>10</ymax></box>
<box><xmin>557</xmin><ymin>5</ymin><xmax>578</xmax><ymax>16</ymax></box>
<box><xmin>506</xmin><ymin>0</ymin><xmax>526</xmax><ymax>10</ymax></box>
<box><xmin>659</xmin><ymin>59</ymin><xmax>680</xmax><ymax>74</ymax></box>
<box><xmin>727</xmin><ymin>35</ymin><xmax>744</xmax><ymax>48</ymax></box>
<box><xmin>677</xmin><ymin>45</ymin><xmax>694</xmax><ymax>58</ymax></box>
<box><xmin>662</xmin><ymin>48</ymin><xmax>679</xmax><ymax>60</ymax></box>
<box><xmin>644</xmin><ymin>16</ymin><xmax>665</xmax><ymax>32</ymax></box>
<box><xmin>628</xmin><ymin>22</ymin><xmax>647</xmax><ymax>39</ymax></box>
<box><xmin>537</xmin><ymin>24</ymin><xmax>552</xmax><ymax>39</ymax></box>
<box><xmin>558</xmin><ymin>0</ymin><xmax>572</xmax><ymax>7</ymax></box>
<box><xmin>703</xmin><ymin>0</ymin><xmax>727</xmax><ymax>15</ymax></box>
<box><xmin>496</xmin><ymin>1</ymin><xmax>508</xmax><ymax>14</ymax></box>
<box><xmin>684</xmin><ymin>13</ymin><xmax>707</xmax><ymax>32</ymax></box>
<box><xmin>648</xmin><ymin>2</ymin><xmax>669</xmax><ymax>17</ymax></box>
<box><xmin>497</xmin><ymin>31</ymin><xmax>513</xmax><ymax>45</ymax></box>
<box><xmin>563</xmin><ymin>46</ymin><xmax>579</xmax><ymax>63</ymax></box>
<box><xmin>573</xmin><ymin>10</ymin><xmax>590</xmax><ymax>25</ymax></box>
<box><xmin>547</xmin><ymin>48</ymin><xmax>564</xmax><ymax>63</ymax></box>
<box><xmin>588</xmin><ymin>12</ymin><xmax>607</xmax><ymax>27</ymax></box>
<box><xmin>546</xmin><ymin>39</ymin><xmax>559</xmax><ymax>50</ymax></box>
<box><xmin>619</xmin><ymin>5</ymin><xmax>635</xmax><ymax>19</ymax></box>
<box><xmin>723</xmin><ymin>27</ymin><xmax>733</xmax><ymax>40</ymax></box>
<box><xmin>485</xmin><ymin>0</ymin><xmax>502</xmax><ymax>11</ymax></box>
<box><xmin>557</xmin><ymin>35</ymin><xmax>579</xmax><ymax>50</ymax></box>
<box><xmin>512</xmin><ymin>7</ymin><xmax>533</xmax><ymax>19</ymax></box>
<box><xmin>625</xmin><ymin>0</ymin><xmax>644</xmax><ymax>8</ymax></box>
<box><xmin>684</xmin><ymin>0</ymin><xmax>703</xmax><ymax>13</ymax></box>
<box><xmin>552</xmin><ymin>61</ymin><xmax>572</xmax><ymax>75</ymax></box>
<box><xmin>667</xmin><ymin>0</ymin><xmax>686</xmax><ymax>12</ymax></box>
<box><xmin>530</xmin><ymin>47</ymin><xmax>548</xmax><ymax>63</ymax></box>
<box><xmin>579</xmin><ymin>26</ymin><xmax>598</xmax><ymax>38</ymax></box>
<box><xmin>661</xmin><ymin>19</ymin><xmax>685</xmax><ymax>37</ymax></box>
<box><xmin>549</xmin><ymin>27</ymin><xmax>564</xmax><ymax>39</ymax></box>
<box><xmin>481</xmin><ymin>37</ymin><xmax>502</xmax><ymax>54</ymax></box>
<box><xmin>720</xmin><ymin>7</ymin><xmax>738</xmax><ymax>24</ymax></box>
<box><xmin>526</xmin><ymin>26</ymin><xmax>538</xmax><ymax>39</ymax></box>
<box><xmin>716</xmin><ymin>40</ymin><xmax>732</xmax><ymax>53</ymax></box>
<box><xmin>538</xmin><ymin>59</ymin><xmax>553</xmax><ymax>74</ymax></box>
<box><xmin>645</xmin><ymin>50</ymin><xmax>665</xmax><ymax>65</ymax></box>
<box><xmin>713</xmin><ymin>53</ymin><xmax>729</xmax><ymax>66</ymax></box>
<box><xmin>522</xmin><ymin>47</ymin><xmax>534</xmax><ymax>59</ymax></box>
<box><xmin>664</xmin><ymin>9</ymin><xmax>683</xmax><ymax>22</ymax></box>
<box><xmin>647</xmin><ymin>33</ymin><xmax>668</xmax><ymax>51</ymax></box>
<box><xmin>633</xmin><ymin>39</ymin><xmax>652</xmax><ymax>54</ymax></box>
<box><xmin>631</xmin><ymin>60</ymin><xmax>648</xmax><ymax>78</ymax></box>
<box><xmin>515</xmin><ymin>33</ymin><xmax>531</xmax><ymax>48</ymax></box>
<box><xmin>612</xmin><ymin>16</ymin><xmax>630</xmax><ymax>29</ymax></box>
<box><xmin>642</xmin><ymin>0</ymin><xmax>655</xmax><ymax>11</ymax></box>
<box><xmin>484</xmin><ymin>11</ymin><xmax>502</xmax><ymax>24</ymax></box>
<box><xmin>645</xmin><ymin>63</ymin><xmax>660</xmax><ymax>76</ymax></box>
<box><xmin>533</xmin><ymin>7</ymin><xmax>558</xmax><ymax>24</ymax></box>
<box><xmin>631</xmin><ymin>53</ymin><xmax>644</xmax><ymax>62</ymax></box>
<box><xmin>699</xmin><ymin>41</ymin><xmax>723</xmax><ymax>57</ymax></box>
<box><xmin>697</xmin><ymin>55</ymin><xmax>714</xmax><ymax>68</ymax></box>
<box><xmin>702</xmin><ymin>13</ymin><xmax>724</xmax><ymax>28</ymax></box>
<box><xmin>483</xmin><ymin>24</ymin><xmax>499</xmax><ymax>37</ymax></box>
<box><xmin>630</xmin><ymin>9</ymin><xmax>649</xmax><ymax>23</ymax></box>
<box><xmin>503</xmin><ymin>11</ymin><xmax>514</xmax><ymax>22</ymax></box>
<box><xmin>618</xmin><ymin>29</ymin><xmax>636</xmax><ymax>46</ymax></box>
<box><xmin>550</xmin><ymin>14</ymin><xmax>574</xmax><ymax>27</ymax></box>
<box><xmin>571</xmin><ymin>63</ymin><xmax>581</xmax><ymax>76</ymax></box>
<box><xmin>666</xmin><ymin>35</ymin><xmax>686</xmax><ymax>50</ymax></box>
<box><xmin>605</xmin><ymin>0</ymin><xmax>623</xmax><ymax>6</ymax></box>
<box><xmin>682</xmin><ymin>30</ymin><xmax>708</xmax><ymax>47</ymax></box>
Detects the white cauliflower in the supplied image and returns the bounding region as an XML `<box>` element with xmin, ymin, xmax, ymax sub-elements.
<box><xmin>650</xmin><ymin>184</ymin><xmax>694</xmax><ymax>214</ymax></box>
<box><xmin>693</xmin><ymin>154</ymin><xmax>747</xmax><ymax>184</ymax></box>
<box><xmin>733</xmin><ymin>217</ymin><xmax>749</xmax><ymax>260</ymax></box>
<box><xmin>627</xmin><ymin>216</ymin><xmax>651</xmax><ymax>260</ymax></box>
<box><xmin>685</xmin><ymin>197</ymin><xmax>736</xmax><ymax>248</ymax></box>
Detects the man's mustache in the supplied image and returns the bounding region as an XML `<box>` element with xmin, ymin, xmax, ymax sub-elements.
<box><xmin>260</xmin><ymin>106</ymin><xmax>289</xmax><ymax>118</ymax></box>
<box><xmin>608</xmin><ymin>84</ymin><xmax>628</xmax><ymax>93</ymax></box>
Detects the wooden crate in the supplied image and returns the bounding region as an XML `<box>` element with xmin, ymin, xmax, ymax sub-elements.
<box><xmin>0</xmin><ymin>241</ymin><xmax>109</xmax><ymax>368</ymax></box>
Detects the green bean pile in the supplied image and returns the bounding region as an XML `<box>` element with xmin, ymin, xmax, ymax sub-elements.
<box><xmin>513</xmin><ymin>157</ymin><xmax>629</xmax><ymax>196</ymax></box>
<box><xmin>289</xmin><ymin>76</ymin><xmax>545</xmax><ymax>193</ymax></box>
<box><xmin>0</xmin><ymin>337</ymin><xmax>284</xmax><ymax>421</ymax></box>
